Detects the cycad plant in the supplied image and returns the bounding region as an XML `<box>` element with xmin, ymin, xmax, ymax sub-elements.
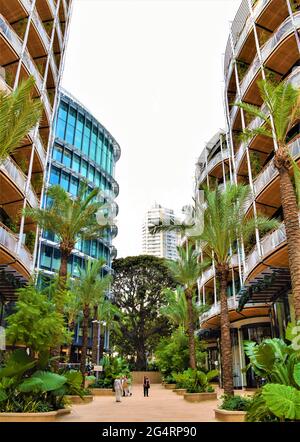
<box><xmin>25</xmin><ymin>183</ymin><xmax>109</xmax><ymax>293</ymax></box>
<box><xmin>166</xmin><ymin>245</ymin><xmax>206</xmax><ymax>370</ymax></box>
<box><xmin>74</xmin><ymin>258</ymin><xmax>111</xmax><ymax>382</ymax></box>
<box><xmin>235</xmin><ymin>79</ymin><xmax>300</xmax><ymax>320</ymax></box>
<box><xmin>0</xmin><ymin>76</ymin><xmax>42</xmax><ymax>163</ymax></box>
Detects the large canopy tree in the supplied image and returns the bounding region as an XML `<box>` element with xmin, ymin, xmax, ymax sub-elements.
<box><xmin>0</xmin><ymin>76</ymin><xmax>42</xmax><ymax>163</ymax></box>
<box><xmin>236</xmin><ymin>79</ymin><xmax>300</xmax><ymax>320</ymax></box>
<box><xmin>111</xmin><ymin>255</ymin><xmax>176</xmax><ymax>370</ymax></box>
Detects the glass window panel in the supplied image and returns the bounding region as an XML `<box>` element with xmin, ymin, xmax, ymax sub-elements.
<box><xmin>83</xmin><ymin>240</ymin><xmax>90</xmax><ymax>255</ymax></box>
<box><xmin>67</xmin><ymin>107</ymin><xmax>76</xmax><ymax>127</ymax></box>
<box><xmin>81</xmin><ymin>160</ymin><xmax>88</xmax><ymax>178</ymax></box>
<box><xmin>41</xmin><ymin>245</ymin><xmax>52</xmax><ymax>269</ymax></box>
<box><xmin>53</xmin><ymin>248</ymin><xmax>61</xmax><ymax>271</ymax></box>
<box><xmin>83</xmin><ymin>120</ymin><xmax>91</xmax><ymax>156</ymax></box>
<box><xmin>61</xmin><ymin>171</ymin><xmax>70</xmax><ymax>191</ymax></box>
<box><xmin>74</xmin><ymin>113</ymin><xmax>84</xmax><ymax>150</ymax></box>
<box><xmin>96</xmin><ymin>132</ymin><xmax>103</xmax><ymax>165</ymax></box>
<box><xmin>73</xmin><ymin>154</ymin><xmax>80</xmax><ymax>173</ymax></box>
<box><xmin>62</xmin><ymin>149</ymin><xmax>72</xmax><ymax>168</ymax></box>
<box><xmin>58</xmin><ymin>101</ymin><xmax>68</xmax><ymax>121</ymax></box>
<box><xmin>73</xmin><ymin>256</ymin><xmax>81</xmax><ymax>277</ymax></box>
<box><xmin>49</xmin><ymin>166</ymin><xmax>60</xmax><ymax>185</ymax></box>
<box><xmin>70</xmin><ymin>176</ymin><xmax>79</xmax><ymax>196</ymax></box>
<box><xmin>65</xmin><ymin>124</ymin><xmax>75</xmax><ymax>145</ymax></box>
<box><xmin>56</xmin><ymin>118</ymin><xmax>66</xmax><ymax>139</ymax></box>
<box><xmin>52</xmin><ymin>145</ymin><xmax>63</xmax><ymax>163</ymax></box>
<box><xmin>88</xmin><ymin>166</ymin><xmax>95</xmax><ymax>183</ymax></box>
<box><xmin>91</xmin><ymin>240</ymin><xmax>97</xmax><ymax>258</ymax></box>
<box><xmin>95</xmin><ymin>170</ymin><xmax>100</xmax><ymax>187</ymax></box>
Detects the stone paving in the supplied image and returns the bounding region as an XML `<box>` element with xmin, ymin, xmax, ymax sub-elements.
<box><xmin>58</xmin><ymin>384</ymin><xmax>252</xmax><ymax>422</ymax></box>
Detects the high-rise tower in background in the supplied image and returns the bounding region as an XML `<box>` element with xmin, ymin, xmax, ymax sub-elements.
<box><xmin>0</xmin><ymin>0</ymin><xmax>73</xmax><ymax>309</ymax></box>
<box><xmin>142</xmin><ymin>203</ymin><xmax>180</xmax><ymax>260</ymax></box>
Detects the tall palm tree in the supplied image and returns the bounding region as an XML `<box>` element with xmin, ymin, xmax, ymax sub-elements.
<box><xmin>161</xmin><ymin>286</ymin><xmax>208</xmax><ymax>329</ymax></box>
<box><xmin>166</xmin><ymin>244</ymin><xmax>206</xmax><ymax>370</ymax></box>
<box><xmin>0</xmin><ymin>76</ymin><xmax>42</xmax><ymax>163</ymax></box>
<box><xmin>195</xmin><ymin>184</ymin><xmax>278</xmax><ymax>395</ymax></box>
<box><xmin>26</xmin><ymin>183</ymin><xmax>108</xmax><ymax>295</ymax></box>
<box><xmin>235</xmin><ymin>79</ymin><xmax>300</xmax><ymax>320</ymax></box>
<box><xmin>74</xmin><ymin>258</ymin><xmax>111</xmax><ymax>382</ymax></box>
<box><xmin>64</xmin><ymin>289</ymin><xmax>80</xmax><ymax>362</ymax></box>
<box><xmin>91</xmin><ymin>299</ymin><xmax>121</xmax><ymax>365</ymax></box>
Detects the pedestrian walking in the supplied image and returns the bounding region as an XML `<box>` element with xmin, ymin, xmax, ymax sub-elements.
<box><xmin>143</xmin><ymin>375</ymin><xmax>150</xmax><ymax>397</ymax></box>
<box><xmin>114</xmin><ymin>376</ymin><xmax>123</xmax><ymax>402</ymax></box>
<box><xmin>122</xmin><ymin>376</ymin><xmax>130</xmax><ymax>397</ymax></box>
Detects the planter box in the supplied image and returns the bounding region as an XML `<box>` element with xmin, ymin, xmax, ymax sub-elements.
<box><xmin>164</xmin><ymin>384</ymin><xmax>176</xmax><ymax>390</ymax></box>
<box><xmin>184</xmin><ymin>392</ymin><xmax>217</xmax><ymax>403</ymax></box>
<box><xmin>65</xmin><ymin>395</ymin><xmax>93</xmax><ymax>405</ymax></box>
<box><xmin>174</xmin><ymin>388</ymin><xmax>187</xmax><ymax>396</ymax></box>
<box><xmin>0</xmin><ymin>408</ymin><xmax>71</xmax><ymax>422</ymax></box>
<box><xmin>214</xmin><ymin>408</ymin><xmax>246</xmax><ymax>422</ymax></box>
<box><xmin>91</xmin><ymin>388</ymin><xmax>114</xmax><ymax>396</ymax></box>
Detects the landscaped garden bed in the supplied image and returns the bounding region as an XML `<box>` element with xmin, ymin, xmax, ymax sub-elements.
<box><xmin>65</xmin><ymin>395</ymin><xmax>94</xmax><ymax>404</ymax></box>
<box><xmin>214</xmin><ymin>408</ymin><xmax>246</xmax><ymax>422</ymax></box>
<box><xmin>0</xmin><ymin>408</ymin><xmax>71</xmax><ymax>422</ymax></box>
<box><xmin>184</xmin><ymin>392</ymin><xmax>217</xmax><ymax>402</ymax></box>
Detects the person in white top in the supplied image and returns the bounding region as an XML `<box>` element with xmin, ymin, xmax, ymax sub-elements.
<box><xmin>114</xmin><ymin>376</ymin><xmax>123</xmax><ymax>402</ymax></box>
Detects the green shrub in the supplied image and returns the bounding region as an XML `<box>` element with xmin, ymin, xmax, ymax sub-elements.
<box><xmin>220</xmin><ymin>394</ymin><xmax>252</xmax><ymax>411</ymax></box>
<box><xmin>173</xmin><ymin>368</ymin><xmax>218</xmax><ymax>393</ymax></box>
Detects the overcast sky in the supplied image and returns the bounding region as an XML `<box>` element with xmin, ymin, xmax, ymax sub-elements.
<box><xmin>62</xmin><ymin>0</ymin><xmax>240</xmax><ymax>258</ymax></box>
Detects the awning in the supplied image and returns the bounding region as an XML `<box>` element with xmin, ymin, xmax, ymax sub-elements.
<box><xmin>237</xmin><ymin>267</ymin><xmax>291</xmax><ymax>312</ymax></box>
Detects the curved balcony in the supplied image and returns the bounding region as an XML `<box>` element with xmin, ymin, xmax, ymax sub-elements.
<box><xmin>243</xmin><ymin>219</ymin><xmax>290</xmax><ymax>280</ymax></box>
<box><xmin>243</xmin><ymin>137</ymin><xmax>300</xmax><ymax>214</ymax></box>
<box><xmin>21</xmin><ymin>0</ymin><xmax>50</xmax><ymax>53</ymax></box>
<box><xmin>198</xmin><ymin>254</ymin><xmax>239</xmax><ymax>290</ymax></box>
<box><xmin>199</xmin><ymin>295</ymin><xmax>269</xmax><ymax>328</ymax></box>
<box><xmin>0</xmin><ymin>222</ymin><xmax>33</xmax><ymax>276</ymax></box>
<box><xmin>28</xmin><ymin>129</ymin><xmax>46</xmax><ymax>166</ymax></box>
<box><xmin>240</xmin><ymin>13</ymin><xmax>300</xmax><ymax>101</ymax></box>
<box><xmin>197</xmin><ymin>148</ymin><xmax>230</xmax><ymax>185</ymax></box>
<box><xmin>0</xmin><ymin>157</ymin><xmax>39</xmax><ymax>208</ymax></box>
<box><xmin>0</xmin><ymin>13</ymin><xmax>52</xmax><ymax>123</ymax></box>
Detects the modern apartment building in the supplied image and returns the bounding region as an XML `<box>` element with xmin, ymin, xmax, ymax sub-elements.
<box><xmin>196</xmin><ymin>0</ymin><xmax>300</xmax><ymax>388</ymax></box>
<box><xmin>0</xmin><ymin>0</ymin><xmax>73</xmax><ymax>321</ymax></box>
<box><xmin>37</xmin><ymin>89</ymin><xmax>120</xmax><ymax>360</ymax></box>
<box><xmin>142</xmin><ymin>203</ymin><xmax>180</xmax><ymax>260</ymax></box>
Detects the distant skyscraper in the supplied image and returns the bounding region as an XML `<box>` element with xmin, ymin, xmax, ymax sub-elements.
<box><xmin>142</xmin><ymin>203</ymin><xmax>180</xmax><ymax>260</ymax></box>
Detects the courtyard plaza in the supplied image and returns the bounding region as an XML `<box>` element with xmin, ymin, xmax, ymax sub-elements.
<box><xmin>58</xmin><ymin>383</ymin><xmax>254</xmax><ymax>422</ymax></box>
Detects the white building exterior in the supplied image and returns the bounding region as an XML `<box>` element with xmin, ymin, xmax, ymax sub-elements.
<box><xmin>142</xmin><ymin>203</ymin><xmax>180</xmax><ymax>260</ymax></box>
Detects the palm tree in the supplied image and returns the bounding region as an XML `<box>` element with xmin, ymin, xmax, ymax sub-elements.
<box><xmin>26</xmin><ymin>183</ymin><xmax>108</xmax><ymax>295</ymax></box>
<box><xmin>91</xmin><ymin>299</ymin><xmax>121</xmax><ymax>365</ymax></box>
<box><xmin>74</xmin><ymin>258</ymin><xmax>111</xmax><ymax>382</ymax></box>
<box><xmin>166</xmin><ymin>244</ymin><xmax>206</xmax><ymax>370</ymax></box>
<box><xmin>235</xmin><ymin>79</ymin><xmax>300</xmax><ymax>320</ymax></box>
<box><xmin>0</xmin><ymin>76</ymin><xmax>42</xmax><ymax>163</ymax></box>
<box><xmin>161</xmin><ymin>286</ymin><xmax>208</xmax><ymax>329</ymax></box>
<box><xmin>64</xmin><ymin>289</ymin><xmax>80</xmax><ymax>362</ymax></box>
<box><xmin>195</xmin><ymin>184</ymin><xmax>278</xmax><ymax>395</ymax></box>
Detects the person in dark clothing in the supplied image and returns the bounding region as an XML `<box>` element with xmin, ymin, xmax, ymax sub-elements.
<box><xmin>143</xmin><ymin>376</ymin><xmax>150</xmax><ymax>397</ymax></box>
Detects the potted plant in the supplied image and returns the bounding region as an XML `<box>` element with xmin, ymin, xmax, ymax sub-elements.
<box><xmin>182</xmin><ymin>369</ymin><xmax>218</xmax><ymax>402</ymax></box>
<box><xmin>59</xmin><ymin>370</ymin><xmax>93</xmax><ymax>405</ymax></box>
<box><xmin>163</xmin><ymin>375</ymin><xmax>177</xmax><ymax>390</ymax></box>
<box><xmin>215</xmin><ymin>395</ymin><xmax>252</xmax><ymax>422</ymax></box>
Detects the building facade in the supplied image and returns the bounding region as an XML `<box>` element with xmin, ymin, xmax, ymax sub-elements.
<box><xmin>0</xmin><ymin>0</ymin><xmax>73</xmax><ymax>321</ymax></box>
<box><xmin>196</xmin><ymin>0</ymin><xmax>300</xmax><ymax>388</ymax></box>
<box><xmin>142</xmin><ymin>203</ymin><xmax>179</xmax><ymax>260</ymax></box>
<box><xmin>37</xmin><ymin>89</ymin><xmax>120</xmax><ymax>360</ymax></box>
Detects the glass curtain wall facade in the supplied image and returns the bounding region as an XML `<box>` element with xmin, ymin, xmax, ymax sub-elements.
<box><xmin>196</xmin><ymin>0</ymin><xmax>300</xmax><ymax>388</ymax></box>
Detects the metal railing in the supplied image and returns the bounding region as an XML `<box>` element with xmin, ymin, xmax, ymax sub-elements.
<box><xmin>197</xmin><ymin>149</ymin><xmax>230</xmax><ymax>185</ymax></box>
<box><xmin>0</xmin><ymin>222</ymin><xmax>33</xmax><ymax>272</ymax></box>
<box><xmin>198</xmin><ymin>254</ymin><xmax>239</xmax><ymax>290</ymax></box>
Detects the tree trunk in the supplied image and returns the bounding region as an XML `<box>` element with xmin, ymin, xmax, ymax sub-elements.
<box><xmin>185</xmin><ymin>288</ymin><xmax>196</xmax><ymax>370</ymax></box>
<box><xmin>59</xmin><ymin>248</ymin><xmax>70</xmax><ymax>289</ymax></box>
<box><xmin>68</xmin><ymin>321</ymin><xmax>75</xmax><ymax>363</ymax></box>
<box><xmin>274</xmin><ymin>147</ymin><xmax>300</xmax><ymax>320</ymax></box>
<box><xmin>136</xmin><ymin>345</ymin><xmax>146</xmax><ymax>370</ymax></box>
<box><xmin>91</xmin><ymin>307</ymin><xmax>98</xmax><ymax>365</ymax></box>
<box><xmin>80</xmin><ymin>305</ymin><xmax>90</xmax><ymax>385</ymax></box>
<box><xmin>216</xmin><ymin>264</ymin><xmax>234</xmax><ymax>396</ymax></box>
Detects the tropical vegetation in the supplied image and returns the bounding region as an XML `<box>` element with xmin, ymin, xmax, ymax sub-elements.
<box><xmin>173</xmin><ymin>368</ymin><xmax>218</xmax><ymax>393</ymax></box>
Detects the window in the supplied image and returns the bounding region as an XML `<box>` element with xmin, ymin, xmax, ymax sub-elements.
<box><xmin>96</xmin><ymin>132</ymin><xmax>103</xmax><ymax>165</ymax></box>
<box><xmin>81</xmin><ymin>160</ymin><xmax>88</xmax><ymax>178</ymax></box>
<box><xmin>88</xmin><ymin>165</ymin><xmax>95</xmax><ymax>183</ymax></box>
<box><xmin>90</xmin><ymin>126</ymin><xmax>97</xmax><ymax>162</ymax></box>
<box><xmin>95</xmin><ymin>170</ymin><xmax>101</xmax><ymax>187</ymax></box>
<box><xmin>52</xmin><ymin>248</ymin><xmax>60</xmax><ymax>271</ymax></box>
<box><xmin>91</xmin><ymin>240</ymin><xmax>97</xmax><ymax>258</ymax></box>
<box><xmin>61</xmin><ymin>171</ymin><xmax>70</xmax><ymax>191</ymax></box>
<box><xmin>101</xmin><ymin>138</ymin><xmax>108</xmax><ymax>170</ymax></box>
<box><xmin>73</xmin><ymin>154</ymin><xmax>80</xmax><ymax>173</ymax></box>
<box><xmin>74</xmin><ymin>113</ymin><xmax>84</xmax><ymax>150</ymax></box>
<box><xmin>70</xmin><ymin>176</ymin><xmax>79</xmax><ymax>196</ymax></box>
<box><xmin>56</xmin><ymin>101</ymin><xmax>67</xmax><ymax>139</ymax></box>
<box><xmin>83</xmin><ymin>120</ymin><xmax>91</xmax><ymax>156</ymax></box>
<box><xmin>62</xmin><ymin>149</ymin><xmax>72</xmax><ymax>168</ymax></box>
<box><xmin>41</xmin><ymin>245</ymin><xmax>52</xmax><ymax>269</ymax></box>
<box><xmin>49</xmin><ymin>166</ymin><xmax>60</xmax><ymax>185</ymax></box>
<box><xmin>65</xmin><ymin>106</ymin><xmax>76</xmax><ymax>144</ymax></box>
<box><xmin>52</xmin><ymin>145</ymin><xmax>63</xmax><ymax>163</ymax></box>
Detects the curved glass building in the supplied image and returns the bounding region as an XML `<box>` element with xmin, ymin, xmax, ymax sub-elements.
<box><xmin>38</xmin><ymin>89</ymin><xmax>120</xmax><ymax>277</ymax></box>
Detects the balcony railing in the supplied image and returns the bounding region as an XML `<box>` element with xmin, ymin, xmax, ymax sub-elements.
<box><xmin>0</xmin><ymin>14</ymin><xmax>52</xmax><ymax>123</ymax></box>
<box><xmin>0</xmin><ymin>157</ymin><xmax>39</xmax><ymax>208</ymax></box>
<box><xmin>197</xmin><ymin>149</ymin><xmax>230</xmax><ymax>185</ymax></box>
<box><xmin>240</xmin><ymin>13</ymin><xmax>300</xmax><ymax>99</ymax></box>
<box><xmin>21</xmin><ymin>0</ymin><xmax>51</xmax><ymax>52</ymax></box>
<box><xmin>198</xmin><ymin>254</ymin><xmax>239</xmax><ymax>290</ymax></box>
<box><xmin>200</xmin><ymin>296</ymin><xmax>238</xmax><ymax>324</ymax></box>
<box><xmin>0</xmin><ymin>222</ymin><xmax>33</xmax><ymax>273</ymax></box>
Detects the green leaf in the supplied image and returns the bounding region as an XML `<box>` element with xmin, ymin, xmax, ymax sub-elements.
<box><xmin>0</xmin><ymin>389</ymin><xmax>8</xmax><ymax>402</ymax></box>
<box><xmin>0</xmin><ymin>349</ymin><xmax>36</xmax><ymax>379</ymax></box>
<box><xmin>31</xmin><ymin>371</ymin><xmax>66</xmax><ymax>392</ymax></box>
<box><xmin>293</xmin><ymin>363</ymin><xmax>300</xmax><ymax>387</ymax></box>
<box><xmin>262</xmin><ymin>383</ymin><xmax>300</xmax><ymax>420</ymax></box>
<box><xmin>18</xmin><ymin>377</ymin><xmax>44</xmax><ymax>393</ymax></box>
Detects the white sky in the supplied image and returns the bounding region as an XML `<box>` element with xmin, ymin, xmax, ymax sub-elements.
<box><xmin>62</xmin><ymin>0</ymin><xmax>240</xmax><ymax>258</ymax></box>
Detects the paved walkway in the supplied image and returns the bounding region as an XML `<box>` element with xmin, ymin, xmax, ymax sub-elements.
<box><xmin>58</xmin><ymin>384</ymin><xmax>238</xmax><ymax>422</ymax></box>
